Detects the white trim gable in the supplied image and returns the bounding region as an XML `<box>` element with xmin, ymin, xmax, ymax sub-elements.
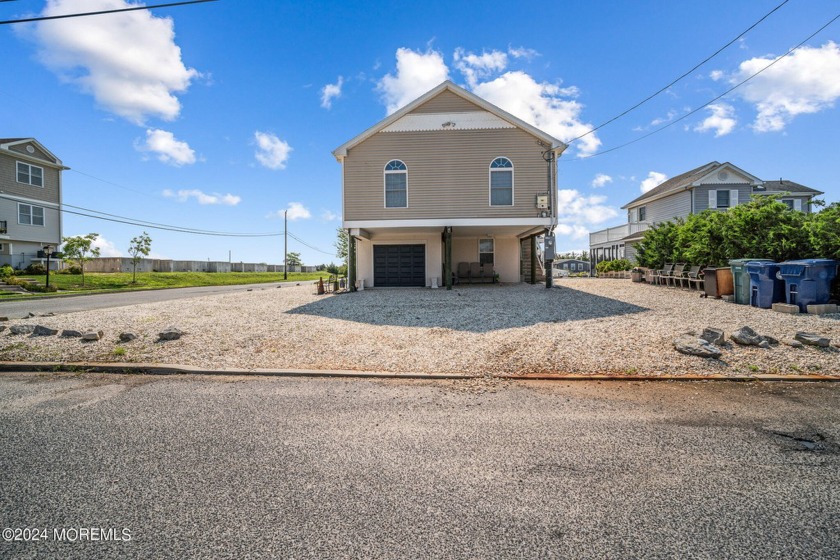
<box><xmin>692</xmin><ymin>162</ymin><xmax>761</xmax><ymax>187</ymax></box>
<box><xmin>332</xmin><ymin>81</ymin><xmax>567</xmax><ymax>160</ymax></box>
<box><xmin>0</xmin><ymin>138</ymin><xmax>65</xmax><ymax>168</ymax></box>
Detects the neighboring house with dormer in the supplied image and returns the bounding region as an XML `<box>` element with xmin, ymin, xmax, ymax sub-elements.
<box><xmin>333</xmin><ymin>81</ymin><xmax>567</xmax><ymax>288</ymax></box>
<box><xmin>589</xmin><ymin>161</ymin><xmax>823</xmax><ymax>266</ymax></box>
<box><xmin>0</xmin><ymin>138</ymin><xmax>66</xmax><ymax>269</ymax></box>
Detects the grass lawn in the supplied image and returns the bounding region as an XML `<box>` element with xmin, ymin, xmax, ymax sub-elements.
<box><xmin>1</xmin><ymin>271</ymin><xmax>334</xmax><ymax>297</ymax></box>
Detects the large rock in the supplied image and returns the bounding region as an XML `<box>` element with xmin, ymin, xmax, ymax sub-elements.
<box><xmin>674</xmin><ymin>335</ymin><xmax>722</xmax><ymax>359</ymax></box>
<box><xmin>701</xmin><ymin>328</ymin><xmax>725</xmax><ymax>346</ymax></box>
<box><xmin>82</xmin><ymin>331</ymin><xmax>104</xmax><ymax>341</ymax></box>
<box><xmin>33</xmin><ymin>325</ymin><xmax>58</xmax><ymax>336</ymax></box>
<box><xmin>794</xmin><ymin>332</ymin><xmax>831</xmax><ymax>348</ymax></box>
<box><xmin>119</xmin><ymin>332</ymin><xmax>138</xmax><ymax>342</ymax></box>
<box><xmin>9</xmin><ymin>324</ymin><xmax>35</xmax><ymax>335</ymax></box>
<box><xmin>783</xmin><ymin>339</ymin><xmax>804</xmax><ymax>349</ymax></box>
<box><xmin>158</xmin><ymin>327</ymin><xmax>183</xmax><ymax>341</ymax></box>
<box><xmin>61</xmin><ymin>330</ymin><xmax>83</xmax><ymax>338</ymax></box>
<box><xmin>731</xmin><ymin>326</ymin><xmax>765</xmax><ymax>347</ymax></box>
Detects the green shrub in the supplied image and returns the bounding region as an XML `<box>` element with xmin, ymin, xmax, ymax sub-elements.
<box><xmin>595</xmin><ymin>259</ymin><xmax>633</xmax><ymax>274</ymax></box>
<box><xmin>0</xmin><ymin>265</ymin><xmax>13</xmax><ymax>279</ymax></box>
<box><xmin>56</xmin><ymin>264</ymin><xmax>83</xmax><ymax>275</ymax></box>
<box><xmin>24</xmin><ymin>263</ymin><xmax>47</xmax><ymax>275</ymax></box>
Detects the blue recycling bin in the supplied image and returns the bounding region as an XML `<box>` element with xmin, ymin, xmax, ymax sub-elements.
<box><xmin>746</xmin><ymin>261</ymin><xmax>784</xmax><ymax>309</ymax></box>
<box><xmin>777</xmin><ymin>259</ymin><xmax>838</xmax><ymax>312</ymax></box>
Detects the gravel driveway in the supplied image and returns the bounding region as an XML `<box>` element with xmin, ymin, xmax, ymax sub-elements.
<box><xmin>0</xmin><ymin>279</ymin><xmax>838</xmax><ymax>376</ymax></box>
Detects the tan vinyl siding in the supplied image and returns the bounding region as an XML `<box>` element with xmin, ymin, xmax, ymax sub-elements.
<box><xmin>344</xmin><ymin>127</ymin><xmax>550</xmax><ymax>220</ymax></box>
<box><xmin>410</xmin><ymin>90</ymin><xmax>482</xmax><ymax>114</ymax></box>
<box><xmin>0</xmin><ymin>153</ymin><xmax>61</xmax><ymax>204</ymax></box>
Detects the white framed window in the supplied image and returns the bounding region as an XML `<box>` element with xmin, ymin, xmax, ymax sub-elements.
<box><xmin>384</xmin><ymin>160</ymin><xmax>407</xmax><ymax>208</ymax></box>
<box><xmin>638</xmin><ymin>206</ymin><xmax>647</xmax><ymax>222</ymax></box>
<box><xmin>709</xmin><ymin>189</ymin><xmax>739</xmax><ymax>209</ymax></box>
<box><xmin>18</xmin><ymin>203</ymin><xmax>45</xmax><ymax>226</ymax></box>
<box><xmin>781</xmin><ymin>199</ymin><xmax>802</xmax><ymax>211</ymax></box>
<box><xmin>479</xmin><ymin>238</ymin><xmax>494</xmax><ymax>265</ymax></box>
<box><xmin>16</xmin><ymin>162</ymin><xmax>44</xmax><ymax>187</ymax></box>
<box><xmin>489</xmin><ymin>157</ymin><xmax>513</xmax><ymax>206</ymax></box>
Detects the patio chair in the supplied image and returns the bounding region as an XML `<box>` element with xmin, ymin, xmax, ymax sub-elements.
<box><xmin>687</xmin><ymin>265</ymin><xmax>707</xmax><ymax>290</ymax></box>
<box><xmin>652</xmin><ymin>263</ymin><xmax>674</xmax><ymax>286</ymax></box>
<box><xmin>481</xmin><ymin>263</ymin><xmax>495</xmax><ymax>283</ymax></box>
<box><xmin>664</xmin><ymin>263</ymin><xmax>687</xmax><ymax>287</ymax></box>
<box><xmin>469</xmin><ymin>262</ymin><xmax>481</xmax><ymax>284</ymax></box>
<box><xmin>682</xmin><ymin>265</ymin><xmax>702</xmax><ymax>289</ymax></box>
<box><xmin>457</xmin><ymin>262</ymin><xmax>470</xmax><ymax>284</ymax></box>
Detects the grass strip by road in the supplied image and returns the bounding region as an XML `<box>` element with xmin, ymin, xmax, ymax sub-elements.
<box><xmin>0</xmin><ymin>271</ymin><xmax>331</xmax><ymax>299</ymax></box>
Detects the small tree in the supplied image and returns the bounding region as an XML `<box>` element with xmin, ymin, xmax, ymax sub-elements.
<box><xmin>128</xmin><ymin>231</ymin><xmax>152</xmax><ymax>284</ymax></box>
<box><xmin>62</xmin><ymin>233</ymin><xmax>100</xmax><ymax>287</ymax></box>
<box><xmin>286</xmin><ymin>252</ymin><xmax>302</xmax><ymax>266</ymax></box>
<box><xmin>335</xmin><ymin>227</ymin><xmax>348</xmax><ymax>261</ymax></box>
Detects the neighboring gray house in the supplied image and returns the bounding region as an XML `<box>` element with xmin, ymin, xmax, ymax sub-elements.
<box><xmin>0</xmin><ymin>138</ymin><xmax>66</xmax><ymax>269</ymax></box>
<box><xmin>589</xmin><ymin>161</ymin><xmax>823</xmax><ymax>266</ymax></box>
<box><xmin>333</xmin><ymin>81</ymin><xmax>567</xmax><ymax>288</ymax></box>
<box><xmin>553</xmin><ymin>258</ymin><xmax>590</xmax><ymax>275</ymax></box>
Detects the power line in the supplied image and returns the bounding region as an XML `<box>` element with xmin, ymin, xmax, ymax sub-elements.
<box><xmin>287</xmin><ymin>230</ymin><xmax>335</xmax><ymax>255</ymax></box>
<box><xmin>69</xmin><ymin>169</ymin><xmax>157</xmax><ymax>199</ymax></box>
<box><xmin>0</xmin><ymin>0</ymin><xmax>218</xmax><ymax>25</ymax></box>
<box><xmin>569</xmin><ymin>0</ymin><xmax>790</xmax><ymax>143</ymax></box>
<box><xmin>565</xmin><ymin>11</ymin><xmax>840</xmax><ymax>161</ymax></box>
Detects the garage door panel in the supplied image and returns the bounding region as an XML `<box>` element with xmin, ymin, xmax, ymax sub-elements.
<box><xmin>373</xmin><ymin>244</ymin><xmax>425</xmax><ymax>287</ymax></box>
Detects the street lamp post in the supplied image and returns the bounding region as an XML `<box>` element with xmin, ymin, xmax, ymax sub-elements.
<box><xmin>42</xmin><ymin>245</ymin><xmax>53</xmax><ymax>289</ymax></box>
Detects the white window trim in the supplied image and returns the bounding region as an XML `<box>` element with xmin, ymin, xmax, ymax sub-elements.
<box><xmin>16</xmin><ymin>161</ymin><xmax>45</xmax><ymax>188</ymax></box>
<box><xmin>383</xmin><ymin>160</ymin><xmax>408</xmax><ymax>209</ymax></box>
<box><xmin>489</xmin><ymin>157</ymin><xmax>514</xmax><ymax>207</ymax></box>
<box><xmin>18</xmin><ymin>202</ymin><xmax>46</xmax><ymax>227</ymax></box>
<box><xmin>638</xmin><ymin>205</ymin><xmax>647</xmax><ymax>222</ymax></box>
<box><xmin>709</xmin><ymin>189</ymin><xmax>739</xmax><ymax>210</ymax></box>
<box><xmin>478</xmin><ymin>238</ymin><xmax>494</xmax><ymax>265</ymax></box>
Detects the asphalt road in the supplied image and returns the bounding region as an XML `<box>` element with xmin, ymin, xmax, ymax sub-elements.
<box><xmin>0</xmin><ymin>282</ymin><xmax>314</xmax><ymax>318</ymax></box>
<box><xmin>0</xmin><ymin>374</ymin><xmax>838</xmax><ymax>559</ymax></box>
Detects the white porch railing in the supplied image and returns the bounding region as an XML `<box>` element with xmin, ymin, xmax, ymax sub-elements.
<box><xmin>589</xmin><ymin>222</ymin><xmax>650</xmax><ymax>246</ymax></box>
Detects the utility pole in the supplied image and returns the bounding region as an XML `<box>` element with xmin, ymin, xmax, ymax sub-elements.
<box><xmin>284</xmin><ymin>209</ymin><xmax>288</xmax><ymax>280</ymax></box>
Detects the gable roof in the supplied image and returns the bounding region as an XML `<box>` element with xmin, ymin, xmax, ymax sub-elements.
<box><xmin>0</xmin><ymin>137</ymin><xmax>66</xmax><ymax>168</ymax></box>
<box><xmin>622</xmin><ymin>161</ymin><xmax>822</xmax><ymax>209</ymax></box>
<box><xmin>332</xmin><ymin>81</ymin><xmax>567</xmax><ymax>160</ymax></box>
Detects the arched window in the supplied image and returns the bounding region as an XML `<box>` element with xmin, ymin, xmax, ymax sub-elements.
<box><xmin>384</xmin><ymin>160</ymin><xmax>407</xmax><ymax>208</ymax></box>
<box><xmin>490</xmin><ymin>157</ymin><xmax>513</xmax><ymax>206</ymax></box>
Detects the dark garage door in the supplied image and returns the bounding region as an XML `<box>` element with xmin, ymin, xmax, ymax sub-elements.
<box><xmin>373</xmin><ymin>244</ymin><xmax>425</xmax><ymax>287</ymax></box>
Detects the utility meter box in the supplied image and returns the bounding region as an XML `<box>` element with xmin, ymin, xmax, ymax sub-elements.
<box><xmin>544</xmin><ymin>235</ymin><xmax>556</xmax><ymax>260</ymax></box>
<box><xmin>536</xmin><ymin>194</ymin><xmax>549</xmax><ymax>209</ymax></box>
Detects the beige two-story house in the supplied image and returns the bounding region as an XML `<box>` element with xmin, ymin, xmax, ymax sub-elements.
<box><xmin>589</xmin><ymin>161</ymin><xmax>823</xmax><ymax>265</ymax></box>
<box><xmin>333</xmin><ymin>81</ymin><xmax>567</xmax><ymax>289</ymax></box>
<box><xmin>0</xmin><ymin>138</ymin><xmax>66</xmax><ymax>269</ymax></box>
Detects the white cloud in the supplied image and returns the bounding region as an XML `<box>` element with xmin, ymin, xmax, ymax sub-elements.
<box><xmin>554</xmin><ymin>223</ymin><xmax>591</xmax><ymax>240</ymax></box>
<box><xmin>254</xmin><ymin>131</ymin><xmax>292</xmax><ymax>170</ymax></box>
<box><xmin>640</xmin><ymin>171</ymin><xmax>668</xmax><ymax>193</ymax></box>
<box><xmin>556</xmin><ymin>189</ymin><xmax>618</xmax><ymax>226</ymax></box>
<box><xmin>91</xmin><ymin>235</ymin><xmax>122</xmax><ymax>257</ymax></box>
<box><xmin>377</xmin><ymin>47</ymin><xmax>449</xmax><ymax>114</ymax></box>
<box><xmin>321</xmin><ymin>210</ymin><xmax>340</xmax><ymax>222</ymax></box>
<box><xmin>694</xmin><ymin>103</ymin><xmax>737</xmax><ymax>137</ymax></box>
<box><xmin>138</xmin><ymin>129</ymin><xmax>196</xmax><ymax>166</ymax></box>
<box><xmin>508</xmin><ymin>46</ymin><xmax>539</xmax><ymax>60</ymax></box>
<box><xmin>472</xmin><ymin>71</ymin><xmax>598</xmax><ymax>156</ymax></box>
<box><xmin>454</xmin><ymin>48</ymin><xmax>508</xmax><ymax>88</ymax></box>
<box><xmin>27</xmin><ymin>0</ymin><xmax>198</xmax><ymax>124</ymax></box>
<box><xmin>731</xmin><ymin>41</ymin><xmax>840</xmax><ymax>132</ymax></box>
<box><xmin>162</xmin><ymin>188</ymin><xmax>241</xmax><ymax>206</ymax></box>
<box><xmin>320</xmin><ymin>76</ymin><xmax>344</xmax><ymax>109</ymax></box>
<box><xmin>591</xmin><ymin>174</ymin><xmax>613</xmax><ymax>188</ymax></box>
<box><xmin>709</xmin><ymin>70</ymin><xmax>725</xmax><ymax>81</ymax></box>
<box><xmin>650</xmin><ymin>109</ymin><xmax>678</xmax><ymax>126</ymax></box>
<box><xmin>268</xmin><ymin>202</ymin><xmax>311</xmax><ymax>221</ymax></box>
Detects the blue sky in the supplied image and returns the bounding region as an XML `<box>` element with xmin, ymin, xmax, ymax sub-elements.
<box><xmin>3</xmin><ymin>0</ymin><xmax>839</xmax><ymax>263</ymax></box>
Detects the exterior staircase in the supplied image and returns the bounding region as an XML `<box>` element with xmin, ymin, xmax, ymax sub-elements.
<box><xmin>0</xmin><ymin>280</ymin><xmax>29</xmax><ymax>294</ymax></box>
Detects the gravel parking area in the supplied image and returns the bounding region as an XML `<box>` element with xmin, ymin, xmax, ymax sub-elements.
<box><xmin>0</xmin><ymin>279</ymin><xmax>838</xmax><ymax>376</ymax></box>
